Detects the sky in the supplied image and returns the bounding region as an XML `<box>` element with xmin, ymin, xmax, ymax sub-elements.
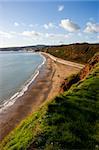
<box><xmin>0</xmin><ymin>0</ymin><xmax>99</xmax><ymax>48</ymax></box>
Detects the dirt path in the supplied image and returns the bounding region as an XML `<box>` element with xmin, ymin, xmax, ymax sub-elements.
<box><xmin>41</xmin><ymin>52</ymin><xmax>85</xmax><ymax>69</ymax></box>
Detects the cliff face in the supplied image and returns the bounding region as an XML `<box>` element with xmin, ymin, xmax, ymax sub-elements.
<box><xmin>42</xmin><ymin>43</ymin><xmax>99</xmax><ymax>64</ymax></box>
<box><xmin>61</xmin><ymin>53</ymin><xmax>99</xmax><ymax>92</ymax></box>
<box><xmin>79</xmin><ymin>53</ymin><xmax>99</xmax><ymax>79</ymax></box>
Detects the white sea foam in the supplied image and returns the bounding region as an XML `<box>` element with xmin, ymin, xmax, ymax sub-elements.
<box><xmin>0</xmin><ymin>53</ymin><xmax>46</xmax><ymax>113</ymax></box>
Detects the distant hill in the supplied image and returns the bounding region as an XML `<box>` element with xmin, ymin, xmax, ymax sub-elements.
<box><xmin>42</xmin><ymin>43</ymin><xmax>99</xmax><ymax>64</ymax></box>
<box><xmin>0</xmin><ymin>45</ymin><xmax>46</xmax><ymax>52</ymax></box>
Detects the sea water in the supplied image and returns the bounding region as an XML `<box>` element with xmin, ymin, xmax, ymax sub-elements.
<box><xmin>0</xmin><ymin>51</ymin><xmax>45</xmax><ymax>109</ymax></box>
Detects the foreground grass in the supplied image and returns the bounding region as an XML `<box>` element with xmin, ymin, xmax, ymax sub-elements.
<box><xmin>0</xmin><ymin>65</ymin><xmax>99</xmax><ymax>150</ymax></box>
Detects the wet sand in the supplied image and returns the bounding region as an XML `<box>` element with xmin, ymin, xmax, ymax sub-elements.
<box><xmin>0</xmin><ymin>54</ymin><xmax>82</xmax><ymax>141</ymax></box>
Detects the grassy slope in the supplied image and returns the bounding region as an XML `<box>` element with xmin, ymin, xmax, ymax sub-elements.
<box><xmin>0</xmin><ymin>63</ymin><xmax>99</xmax><ymax>150</ymax></box>
<box><xmin>42</xmin><ymin>43</ymin><xmax>99</xmax><ymax>64</ymax></box>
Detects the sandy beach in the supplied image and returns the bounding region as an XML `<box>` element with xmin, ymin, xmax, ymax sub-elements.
<box><xmin>0</xmin><ymin>53</ymin><xmax>83</xmax><ymax>141</ymax></box>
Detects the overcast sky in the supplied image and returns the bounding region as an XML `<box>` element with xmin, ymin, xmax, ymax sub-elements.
<box><xmin>0</xmin><ymin>0</ymin><xmax>99</xmax><ymax>47</ymax></box>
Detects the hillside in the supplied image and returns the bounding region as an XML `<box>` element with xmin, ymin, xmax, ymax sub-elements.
<box><xmin>0</xmin><ymin>53</ymin><xmax>99</xmax><ymax>150</ymax></box>
<box><xmin>61</xmin><ymin>52</ymin><xmax>99</xmax><ymax>92</ymax></box>
<box><xmin>0</xmin><ymin>45</ymin><xmax>46</xmax><ymax>52</ymax></box>
<box><xmin>42</xmin><ymin>43</ymin><xmax>99</xmax><ymax>64</ymax></box>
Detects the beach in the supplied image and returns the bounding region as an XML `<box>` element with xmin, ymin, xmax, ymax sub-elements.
<box><xmin>0</xmin><ymin>53</ymin><xmax>83</xmax><ymax>141</ymax></box>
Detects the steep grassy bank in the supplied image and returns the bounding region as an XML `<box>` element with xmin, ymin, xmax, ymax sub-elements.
<box><xmin>61</xmin><ymin>52</ymin><xmax>99</xmax><ymax>92</ymax></box>
<box><xmin>0</xmin><ymin>54</ymin><xmax>99</xmax><ymax>150</ymax></box>
<box><xmin>42</xmin><ymin>43</ymin><xmax>99</xmax><ymax>64</ymax></box>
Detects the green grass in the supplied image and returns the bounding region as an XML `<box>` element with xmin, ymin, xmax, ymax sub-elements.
<box><xmin>0</xmin><ymin>65</ymin><xmax>99</xmax><ymax>150</ymax></box>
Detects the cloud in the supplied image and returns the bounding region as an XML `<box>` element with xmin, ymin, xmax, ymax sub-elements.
<box><xmin>84</xmin><ymin>22</ymin><xmax>99</xmax><ymax>33</ymax></box>
<box><xmin>43</xmin><ymin>22</ymin><xmax>57</xmax><ymax>29</ymax></box>
<box><xmin>78</xmin><ymin>32</ymin><xmax>82</xmax><ymax>36</ymax></box>
<box><xmin>14</xmin><ymin>22</ymin><xmax>19</xmax><ymax>27</ymax></box>
<box><xmin>21</xmin><ymin>30</ymin><xmax>41</xmax><ymax>37</ymax></box>
<box><xmin>0</xmin><ymin>31</ymin><xmax>13</xmax><ymax>38</ymax></box>
<box><xmin>21</xmin><ymin>31</ymin><xmax>72</xmax><ymax>40</ymax></box>
<box><xmin>43</xmin><ymin>24</ymin><xmax>49</xmax><ymax>29</ymax></box>
<box><xmin>45</xmin><ymin>33</ymin><xmax>59</xmax><ymax>38</ymax></box>
<box><xmin>29</xmin><ymin>24</ymin><xmax>34</xmax><ymax>27</ymax></box>
<box><xmin>0</xmin><ymin>30</ymin><xmax>42</xmax><ymax>42</ymax></box>
<box><xmin>60</xmin><ymin>19</ymin><xmax>80</xmax><ymax>32</ymax></box>
<box><xmin>21</xmin><ymin>23</ymin><xmax>26</xmax><ymax>26</ymax></box>
<box><xmin>29</xmin><ymin>24</ymin><xmax>38</xmax><ymax>28</ymax></box>
<box><xmin>45</xmin><ymin>33</ymin><xmax>72</xmax><ymax>39</ymax></box>
<box><xmin>58</xmin><ymin>5</ymin><xmax>64</xmax><ymax>11</ymax></box>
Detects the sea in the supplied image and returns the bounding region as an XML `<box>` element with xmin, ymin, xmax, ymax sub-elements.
<box><xmin>0</xmin><ymin>51</ymin><xmax>45</xmax><ymax>111</ymax></box>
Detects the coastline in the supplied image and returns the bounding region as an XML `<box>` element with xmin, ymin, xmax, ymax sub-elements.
<box><xmin>0</xmin><ymin>52</ymin><xmax>46</xmax><ymax>113</ymax></box>
<box><xmin>0</xmin><ymin>53</ymin><xmax>82</xmax><ymax>141</ymax></box>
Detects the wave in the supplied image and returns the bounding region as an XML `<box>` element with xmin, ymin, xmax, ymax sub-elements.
<box><xmin>0</xmin><ymin>53</ymin><xmax>46</xmax><ymax>113</ymax></box>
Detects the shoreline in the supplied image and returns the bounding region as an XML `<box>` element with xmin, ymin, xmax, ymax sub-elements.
<box><xmin>0</xmin><ymin>54</ymin><xmax>82</xmax><ymax>141</ymax></box>
<box><xmin>0</xmin><ymin>52</ymin><xmax>46</xmax><ymax>113</ymax></box>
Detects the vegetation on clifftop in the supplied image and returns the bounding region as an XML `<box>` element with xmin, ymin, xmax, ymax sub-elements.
<box><xmin>0</xmin><ymin>53</ymin><xmax>99</xmax><ymax>150</ymax></box>
<box><xmin>42</xmin><ymin>43</ymin><xmax>99</xmax><ymax>64</ymax></box>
